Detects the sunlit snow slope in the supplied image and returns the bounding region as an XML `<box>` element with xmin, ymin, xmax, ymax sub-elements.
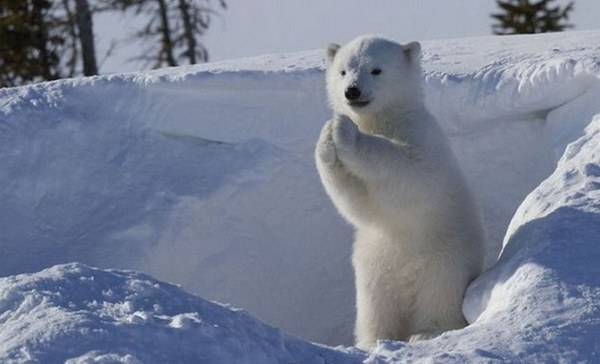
<box><xmin>0</xmin><ymin>263</ymin><xmax>362</xmax><ymax>363</ymax></box>
<box><xmin>1</xmin><ymin>30</ymin><xmax>600</xmax><ymax>362</ymax></box>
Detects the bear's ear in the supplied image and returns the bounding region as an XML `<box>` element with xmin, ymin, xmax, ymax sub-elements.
<box><xmin>403</xmin><ymin>41</ymin><xmax>421</xmax><ymax>64</ymax></box>
<box><xmin>326</xmin><ymin>43</ymin><xmax>341</xmax><ymax>64</ymax></box>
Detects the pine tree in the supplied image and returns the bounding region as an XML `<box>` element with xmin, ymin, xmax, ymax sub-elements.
<box><xmin>0</xmin><ymin>0</ymin><xmax>225</xmax><ymax>87</ymax></box>
<box><xmin>175</xmin><ymin>0</ymin><xmax>226</xmax><ymax>64</ymax></box>
<box><xmin>0</xmin><ymin>0</ymin><xmax>63</xmax><ymax>87</ymax></box>
<box><xmin>74</xmin><ymin>0</ymin><xmax>98</xmax><ymax>76</ymax></box>
<box><xmin>0</xmin><ymin>0</ymin><xmax>99</xmax><ymax>87</ymax></box>
<box><xmin>492</xmin><ymin>0</ymin><xmax>574</xmax><ymax>35</ymax></box>
<box><xmin>108</xmin><ymin>0</ymin><xmax>226</xmax><ymax>69</ymax></box>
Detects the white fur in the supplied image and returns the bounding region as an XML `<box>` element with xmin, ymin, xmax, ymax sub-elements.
<box><xmin>316</xmin><ymin>36</ymin><xmax>485</xmax><ymax>349</ymax></box>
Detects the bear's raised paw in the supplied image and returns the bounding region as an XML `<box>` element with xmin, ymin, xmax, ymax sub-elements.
<box><xmin>331</xmin><ymin>115</ymin><xmax>359</xmax><ymax>158</ymax></box>
<box><xmin>316</xmin><ymin>120</ymin><xmax>337</xmax><ymax>165</ymax></box>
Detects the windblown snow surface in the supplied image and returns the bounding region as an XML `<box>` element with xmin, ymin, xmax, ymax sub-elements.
<box><xmin>1</xmin><ymin>30</ymin><xmax>599</xmax><ymax>362</ymax></box>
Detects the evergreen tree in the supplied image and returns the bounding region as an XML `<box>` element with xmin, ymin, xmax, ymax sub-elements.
<box><xmin>492</xmin><ymin>0</ymin><xmax>574</xmax><ymax>35</ymax></box>
<box><xmin>74</xmin><ymin>0</ymin><xmax>98</xmax><ymax>76</ymax></box>
<box><xmin>0</xmin><ymin>0</ymin><xmax>225</xmax><ymax>87</ymax></box>
<box><xmin>107</xmin><ymin>0</ymin><xmax>226</xmax><ymax>69</ymax></box>
<box><xmin>0</xmin><ymin>0</ymin><xmax>99</xmax><ymax>87</ymax></box>
<box><xmin>0</xmin><ymin>0</ymin><xmax>63</xmax><ymax>87</ymax></box>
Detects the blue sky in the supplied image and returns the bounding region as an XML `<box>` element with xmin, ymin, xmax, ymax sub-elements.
<box><xmin>96</xmin><ymin>0</ymin><xmax>598</xmax><ymax>73</ymax></box>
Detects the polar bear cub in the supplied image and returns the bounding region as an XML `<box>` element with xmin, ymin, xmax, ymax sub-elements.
<box><xmin>315</xmin><ymin>36</ymin><xmax>485</xmax><ymax>349</ymax></box>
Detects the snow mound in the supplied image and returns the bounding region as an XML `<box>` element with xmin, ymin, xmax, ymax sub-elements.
<box><xmin>0</xmin><ymin>263</ymin><xmax>362</xmax><ymax>364</ymax></box>
<box><xmin>0</xmin><ymin>68</ymin><xmax>353</xmax><ymax>345</ymax></box>
<box><xmin>369</xmin><ymin>114</ymin><xmax>600</xmax><ymax>363</ymax></box>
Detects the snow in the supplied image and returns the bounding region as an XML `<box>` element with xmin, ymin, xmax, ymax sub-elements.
<box><xmin>1</xmin><ymin>30</ymin><xmax>600</xmax><ymax>362</ymax></box>
<box><xmin>0</xmin><ymin>263</ymin><xmax>362</xmax><ymax>363</ymax></box>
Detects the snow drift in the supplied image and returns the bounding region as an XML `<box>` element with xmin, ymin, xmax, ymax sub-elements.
<box><xmin>0</xmin><ymin>263</ymin><xmax>361</xmax><ymax>363</ymax></box>
<box><xmin>1</xmin><ymin>30</ymin><xmax>600</xmax><ymax>362</ymax></box>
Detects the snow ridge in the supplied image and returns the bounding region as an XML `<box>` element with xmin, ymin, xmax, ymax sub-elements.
<box><xmin>0</xmin><ymin>263</ymin><xmax>362</xmax><ymax>364</ymax></box>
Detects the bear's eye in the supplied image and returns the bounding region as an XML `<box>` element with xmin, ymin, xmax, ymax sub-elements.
<box><xmin>340</xmin><ymin>70</ymin><xmax>346</xmax><ymax>76</ymax></box>
<box><xmin>371</xmin><ymin>68</ymin><xmax>382</xmax><ymax>75</ymax></box>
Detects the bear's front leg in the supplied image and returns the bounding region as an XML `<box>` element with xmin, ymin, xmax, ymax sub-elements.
<box><xmin>330</xmin><ymin>114</ymin><xmax>359</xmax><ymax>160</ymax></box>
<box><xmin>315</xmin><ymin>119</ymin><xmax>337</xmax><ymax>166</ymax></box>
<box><xmin>331</xmin><ymin>115</ymin><xmax>413</xmax><ymax>184</ymax></box>
<box><xmin>315</xmin><ymin>118</ymin><xmax>371</xmax><ymax>226</ymax></box>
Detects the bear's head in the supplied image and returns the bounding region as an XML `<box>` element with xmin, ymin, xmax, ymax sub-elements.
<box><xmin>325</xmin><ymin>36</ymin><xmax>422</xmax><ymax>119</ymax></box>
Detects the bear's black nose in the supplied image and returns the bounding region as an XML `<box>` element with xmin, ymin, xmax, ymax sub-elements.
<box><xmin>345</xmin><ymin>86</ymin><xmax>361</xmax><ymax>101</ymax></box>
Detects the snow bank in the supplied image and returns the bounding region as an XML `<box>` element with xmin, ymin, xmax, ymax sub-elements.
<box><xmin>365</xmin><ymin>113</ymin><xmax>600</xmax><ymax>363</ymax></box>
<box><xmin>460</xmin><ymin>114</ymin><xmax>600</xmax><ymax>362</ymax></box>
<box><xmin>1</xmin><ymin>30</ymin><xmax>600</xmax><ymax>361</ymax></box>
<box><xmin>0</xmin><ymin>65</ymin><xmax>356</xmax><ymax>345</ymax></box>
<box><xmin>0</xmin><ymin>263</ymin><xmax>361</xmax><ymax>363</ymax></box>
